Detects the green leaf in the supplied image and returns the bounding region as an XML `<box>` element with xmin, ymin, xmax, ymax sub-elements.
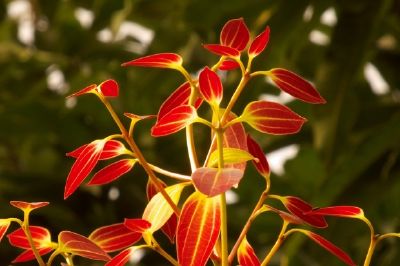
<box><xmin>207</xmin><ymin>148</ymin><xmax>255</xmax><ymax>168</ymax></box>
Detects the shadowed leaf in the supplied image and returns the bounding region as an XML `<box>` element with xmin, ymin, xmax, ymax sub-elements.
<box><xmin>12</xmin><ymin>247</ymin><xmax>53</xmax><ymax>263</ymax></box>
<box><xmin>308</xmin><ymin>206</ymin><xmax>364</xmax><ymax>219</ymax></box>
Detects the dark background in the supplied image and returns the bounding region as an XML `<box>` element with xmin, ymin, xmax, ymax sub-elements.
<box><xmin>0</xmin><ymin>0</ymin><xmax>399</xmax><ymax>265</ymax></box>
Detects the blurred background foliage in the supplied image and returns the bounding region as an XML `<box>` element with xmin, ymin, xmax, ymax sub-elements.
<box><xmin>0</xmin><ymin>0</ymin><xmax>399</xmax><ymax>265</ymax></box>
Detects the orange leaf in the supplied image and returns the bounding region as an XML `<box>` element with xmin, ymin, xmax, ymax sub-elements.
<box><xmin>0</xmin><ymin>219</ymin><xmax>10</xmax><ymax>243</ymax></box>
<box><xmin>203</xmin><ymin>44</ymin><xmax>240</xmax><ymax>57</ymax></box>
<box><xmin>58</xmin><ymin>231</ymin><xmax>110</xmax><ymax>261</ymax></box>
<box><xmin>246</xmin><ymin>135</ymin><xmax>270</xmax><ymax>178</ymax></box>
<box><xmin>88</xmin><ymin>159</ymin><xmax>136</xmax><ymax>186</ymax></box>
<box><xmin>7</xmin><ymin>226</ymin><xmax>52</xmax><ymax>249</ymax></box>
<box><xmin>248</xmin><ymin>26</ymin><xmax>270</xmax><ymax>58</ymax></box>
<box><xmin>199</xmin><ymin>67</ymin><xmax>223</xmax><ymax>105</ymax></box>
<box><xmin>151</xmin><ymin>105</ymin><xmax>197</xmax><ymax>137</ymax></box>
<box><xmin>241</xmin><ymin>101</ymin><xmax>306</xmax><ymax>135</ymax></box>
<box><xmin>9</xmin><ymin>201</ymin><xmax>49</xmax><ymax>213</ymax></box>
<box><xmin>122</xmin><ymin>53</ymin><xmax>182</xmax><ymax>69</ymax></box>
<box><xmin>237</xmin><ymin>236</ymin><xmax>260</xmax><ymax>266</ymax></box>
<box><xmin>192</xmin><ymin>167</ymin><xmax>244</xmax><ymax>197</ymax></box>
<box><xmin>66</xmin><ymin>139</ymin><xmax>127</xmax><ymax>160</ymax></box>
<box><xmin>177</xmin><ymin>192</ymin><xmax>221</xmax><ymax>266</ymax></box>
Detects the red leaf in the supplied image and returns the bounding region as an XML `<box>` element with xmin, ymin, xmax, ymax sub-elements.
<box><xmin>177</xmin><ymin>192</ymin><xmax>221</xmax><ymax>266</ymax></box>
<box><xmin>248</xmin><ymin>26</ymin><xmax>270</xmax><ymax>57</ymax></box>
<box><xmin>99</xmin><ymin>79</ymin><xmax>119</xmax><ymax>97</ymax></box>
<box><xmin>151</xmin><ymin>105</ymin><xmax>196</xmax><ymax>137</ymax></box>
<box><xmin>146</xmin><ymin>180</ymin><xmax>178</xmax><ymax>242</ymax></box>
<box><xmin>237</xmin><ymin>236</ymin><xmax>260</xmax><ymax>266</ymax></box>
<box><xmin>203</xmin><ymin>44</ymin><xmax>240</xmax><ymax>57</ymax></box>
<box><xmin>220</xmin><ymin>18</ymin><xmax>250</xmax><ymax>51</ymax></box>
<box><xmin>67</xmin><ymin>140</ymin><xmax>126</xmax><ymax>160</ymax></box>
<box><xmin>88</xmin><ymin>159</ymin><xmax>136</xmax><ymax>186</ymax></box>
<box><xmin>123</xmin><ymin>219</ymin><xmax>151</xmax><ymax>233</ymax></box>
<box><xmin>192</xmin><ymin>167</ymin><xmax>244</xmax><ymax>197</ymax></box>
<box><xmin>241</xmin><ymin>101</ymin><xmax>306</xmax><ymax>135</ymax></box>
<box><xmin>199</xmin><ymin>67</ymin><xmax>223</xmax><ymax>105</ymax></box>
<box><xmin>268</xmin><ymin>68</ymin><xmax>326</xmax><ymax>104</ymax></box>
<box><xmin>157</xmin><ymin>82</ymin><xmax>202</xmax><ymax>120</ymax></box>
<box><xmin>64</xmin><ymin>139</ymin><xmax>106</xmax><ymax>199</ymax></box>
<box><xmin>89</xmin><ymin>223</ymin><xmax>143</xmax><ymax>253</ymax></box>
<box><xmin>105</xmin><ymin>247</ymin><xmax>141</xmax><ymax>266</ymax></box>
<box><xmin>299</xmin><ymin>230</ymin><xmax>356</xmax><ymax>266</ymax></box>
<box><xmin>279</xmin><ymin>196</ymin><xmax>328</xmax><ymax>228</ymax></box>
<box><xmin>58</xmin><ymin>231</ymin><xmax>110</xmax><ymax>261</ymax></box>
<box><xmin>122</xmin><ymin>53</ymin><xmax>182</xmax><ymax>69</ymax></box>
<box><xmin>68</xmin><ymin>84</ymin><xmax>97</xmax><ymax>98</ymax></box>
<box><xmin>7</xmin><ymin>226</ymin><xmax>52</xmax><ymax>249</ymax></box>
<box><xmin>219</xmin><ymin>59</ymin><xmax>240</xmax><ymax>71</ymax></box>
<box><xmin>246</xmin><ymin>135</ymin><xmax>270</xmax><ymax>178</ymax></box>
<box><xmin>308</xmin><ymin>206</ymin><xmax>364</xmax><ymax>219</ymax></box>
<box><xmin>9</xmin><ymin>201</ymin><xmax>49</xmax><ymax>212</ymax></box>
<box><xmin>0</xmin><ymin>220</ymin><xmax>10</xmax><ymax>243</ymax></box>
<box><xmin>12</xmin><ymin>247</ymin><xmax>53</xmax><ymax>263</ymax></box>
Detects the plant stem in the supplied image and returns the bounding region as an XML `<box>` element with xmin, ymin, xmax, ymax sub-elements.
<box><xmin>22</xmin><ymin>210</ymin><xmax>46</xmax><ymax>266</ymax></box>
<box><xmin>98</xmin><ymin>94</ymin><xmax>180</xmax><ymax>215</ymax></box>
<box><xmin>228</xmin><ymin>189</ymin><xmax>269</xmax><ymax>264</ymax></box>
<box><xmin>151</xmin><ymin>237</ymin><xmax>179</xmax><ymax>266</ymax></box>
<box><xmin>47</xmin><ymin>249</ymin><xmax>61</xmax><ymax>266</ymax></box>
<box><xmin>147</xmin><ymin>163</ymin><xmax>191</xmax><ymax>180</ymax></box>
<box><xmin>362</xmin><ymin>217</ymin><xmax>376</xmax><ymax>266</ymax></box>
<box><xmin>260</xmin><ymin>221</ymin><xmax>289</xmax><ymax>266</ymax></box>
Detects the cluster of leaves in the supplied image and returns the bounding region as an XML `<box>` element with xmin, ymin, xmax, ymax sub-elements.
<box><xmin>1</xmin><ymin>18</ymin><xmax>399</xmax><ymax>266</ymax></box>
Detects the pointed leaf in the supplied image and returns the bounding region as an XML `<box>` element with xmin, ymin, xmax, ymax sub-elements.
<box><xmin>219</xmin><ymin>59</ymin><xmax>240</xmax><ymax>71</ymax></box>
<box><xmin>268</xmin><ymin>68</ymin><xmax>326</xmax><ymax>104</ymax></box>
<box><xmin>88</xmin><ymin>159</ymin><xmax>136</xmax><ymax>186</ymax></box>
<box><xmin>177</xmin><ymin>192</ymin><xmax>221</xmax><ymax>266</ymax></box>
<box><xmin>246</xmin><ymin>135</ymin><xmax>270</xmax><ymax>178</ymax></box>
<box><xmin>203</xmin><ymin>44</ymin><xmax>240</xmax><ymax>57</ymax></box>
<box><xmin>199</xmin><ymin>67</ymin><xmax>223</xmax><ymax>105</ymax></box>
<box><xmin>248</xmin><ymin>26</ymin><xmax>270</xmax><ymax>57</ymax></box>
<box><xmin>105</xmin><ymin>246</ymin><xmax>141</xmax><ymax>266</ymax></box>
<box><xmin>123</xmin><ymin>219</ymin><xmax>151</xmax><ymax>233</ymax></box>
<box><xmin>58</xmin><ymin>231</ymin><xmax>110</xmax><ymax>261</ymax></box>
<box><xmin>12</xmin><ymin>247</ymin><xmax>53</xmax><ymax>263</ymax></box>
<box><xmin>0</xmin><ymin>219</ymin><xmax>10</xmax><ymax>243</ymax></box>
<box><xmin>238</xmin><ymin>236</ymin><xmax>260</xmax><ymax>266</ymax></box>
<box><xmin>157</xmin><ymin>82</ymin><xmax>202</xmax><ymax>120</ymax></box>
<box><xmin>122</xmin><ymin>53</ymin><xmax>182</xmax><ymax>69</ymax></box>
<box><xmin>220</xmin><ymin>18</ymin><xmax>250</xmax><ymax>51</ymax></box>
<box><xmin>241</xmin><ymin>101</ymin><xmax>306</xmax><ymax>135</ymax></box>
<box><xmin>89</xmin><ymin>223</ymin><xmax>143</xmax><ymax>253</ymax></box>
<box><xmin>151</xmin><ymin>105</ymin><xmax>196</xmax><ymax>137</ymax></box>
<box><xmin>192</xmin><ymin>167</ymin><xmax>244</xmax><ymax>197</ymax></box>
<box><xmin>309</xmin><ymin>206</ymin><xmax>364</xmax><ymax>219</ymax></box>
<box><xmin>64</xmin><ymin>139</ymin><xmax>106</xmax><ymax>199</ymax></box>
<box><xmin>297</xmin><ymin>230</ymin><xmax>356</xmax><ymax>266</ymax></box>
<box><xmin>146</xmin><ymin>179</ymin><xmax>178</xmax><ymax>242</ymax></box>
<box><xmin>67</xmin><ymin>140</ymin><xmax>127</xmax><ymax>160</ymax></box>
<box><xmin>142</xmin><ymin>184</ymin><xmax>185</xmax><ymax>233</ymax></box>
<box><xmin>99</xmin><ymin>79</ymin><xmax>119</xmax><ymax>97</ymax></box>
<box><xmin>7</xmin><ymin>226</ymin><xmax>52</xmax><ymax>249</ymax></box>
<box><xmin>9</xmin><ymin>201</ymin><xmax>49</xmax><ymax>212</ymax></box>
<box><xmin>68</xmin><ymin>84</ymin><xmax>97</xmax><ymax>98</ymax></box>
<box><xmin>274</xmin><ymin>196</ymin><xmax>327</xmax><ymax>228</ymax></box>
<box><xmin>207</xmin><ymin>148</ymin><xmax>254</xmax><ymax>168</ymax></box>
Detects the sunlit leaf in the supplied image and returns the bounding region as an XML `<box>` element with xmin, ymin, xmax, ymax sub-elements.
<box><xmin>12</xmin><ymin>247</ymin><xmax>53</xmax><ymax>263</ymax></box>
<box><xmin>248</xmin><ymin>26</ymin><xmax>270</xmax><ymax>58</ymax></box>
<box><xmin>219</xmin><ymin>59</ymin><xmax>240</xmax><ymax>71</ymax></box>
<box><xmin>268</xmin><ymin>68</ymin><xmax>326</xmax><ymax>104</ymax></box>
<box><xmin>105</xmin><ymin>246</ymin><xmax>142</xmax><ymax>266</ymax></box>
<box><xmin>89</xmin><ymin>223</ymin><xmax>143</xmax><ymax>253</ymax></box>
<box><xmin>220</xmin><ymin>18</ymin><xmax>250</xmax><ymax>51</ymax></box>
<box><xmin>66</xmin><ymin>140</ymin><xmax>127</xmax><ymax>160</ymax></box>
<box><xmin>246</xmin><ymin>135</ymin><xmax>270</xmax><ymax>178</ymax></box>
<box><xmin>199</xmin><ymin>67</ymin><xmax>223</xmax><ymax>105</ymax></box>
<box><xmin>207</xmin><ymin>148</ymin><xmax>254</xmax><ymax>168</ymax></box>
<box><xmin>151</xmin><ymin>105</ymin><xmax>197</xmax><ymax>137</ymax></box>
<box><xmin>123</xmin><ymin>219</ymin><xmax>151</xmax><ymax>233</ymax></box>
<box><xmin>177</xmin><ymin>192</ymin><xmax>221</xmax><ymax>266</ymax></box>
<box><xmin>157</xmin><ymin>82</ymin><xmax>202</xmax><ymax>120</ymax></box>
<box><xmin>237</xmin><ymin>236</ymin><xmax>260</xmax><ymax>266</ymax></box>
<box><xmin>0</xmin><ymin>219</ymin><xmax>10</xmax><ymax>243</ymax></box>
<box><xmin>295</xmin><ymin>229</ymin><xmax>356</xmax><ymax>266</ymax></box>
<box><xmin>241</xmin><ymin>101</ymin><xmax>306</xmax><ymax>135</ymax></box>
<box><xmin>64</xmin><ymin>139</ymin><xmax>106</xmax><ymax>199</ymax></box>
<box><xmin>9</xmin><ymin>201</ymin><xmax>49</xmax><ymax>213</ymax></box>
<box><xmin>192</xmin><ymin>167</ymin><xmax>244</xmax><ymax>197</ymax></box>
<box><xmin>122</xmin><ymin>53</ymin><xmax>182</xmax><ymax>69</ymax></box>
<box><xmin>88</xmin><ymin>159</ymin><xmax>136</xmax><ymax>186</ymax></box>
<box><xmin>308</xmin><ymin>206</ymin><xmax>364</xmax><ymax>219</ymax></box>
<box><xmin>203</xmin><ymin>44</ymin><xmax>240</xmax><ymax>57</ymax></box>
<box><xmin>7</xmin><ymin>226</ymin><xmax>52</xmax><ymax>249</ymax></box>
<box><xmin>99</xmin><ymin>79</ymin><xmax>119</xmax><ymax>97</ymax></box>
<box><xmin>58</xmin><ymin>231</ymin><xmax>110</xmax><ymax>261</ymax></box>
<box><xmin>142</xmin><ymin>184</ymin><xmax>185</xmax><ymax>233</ymax></box>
